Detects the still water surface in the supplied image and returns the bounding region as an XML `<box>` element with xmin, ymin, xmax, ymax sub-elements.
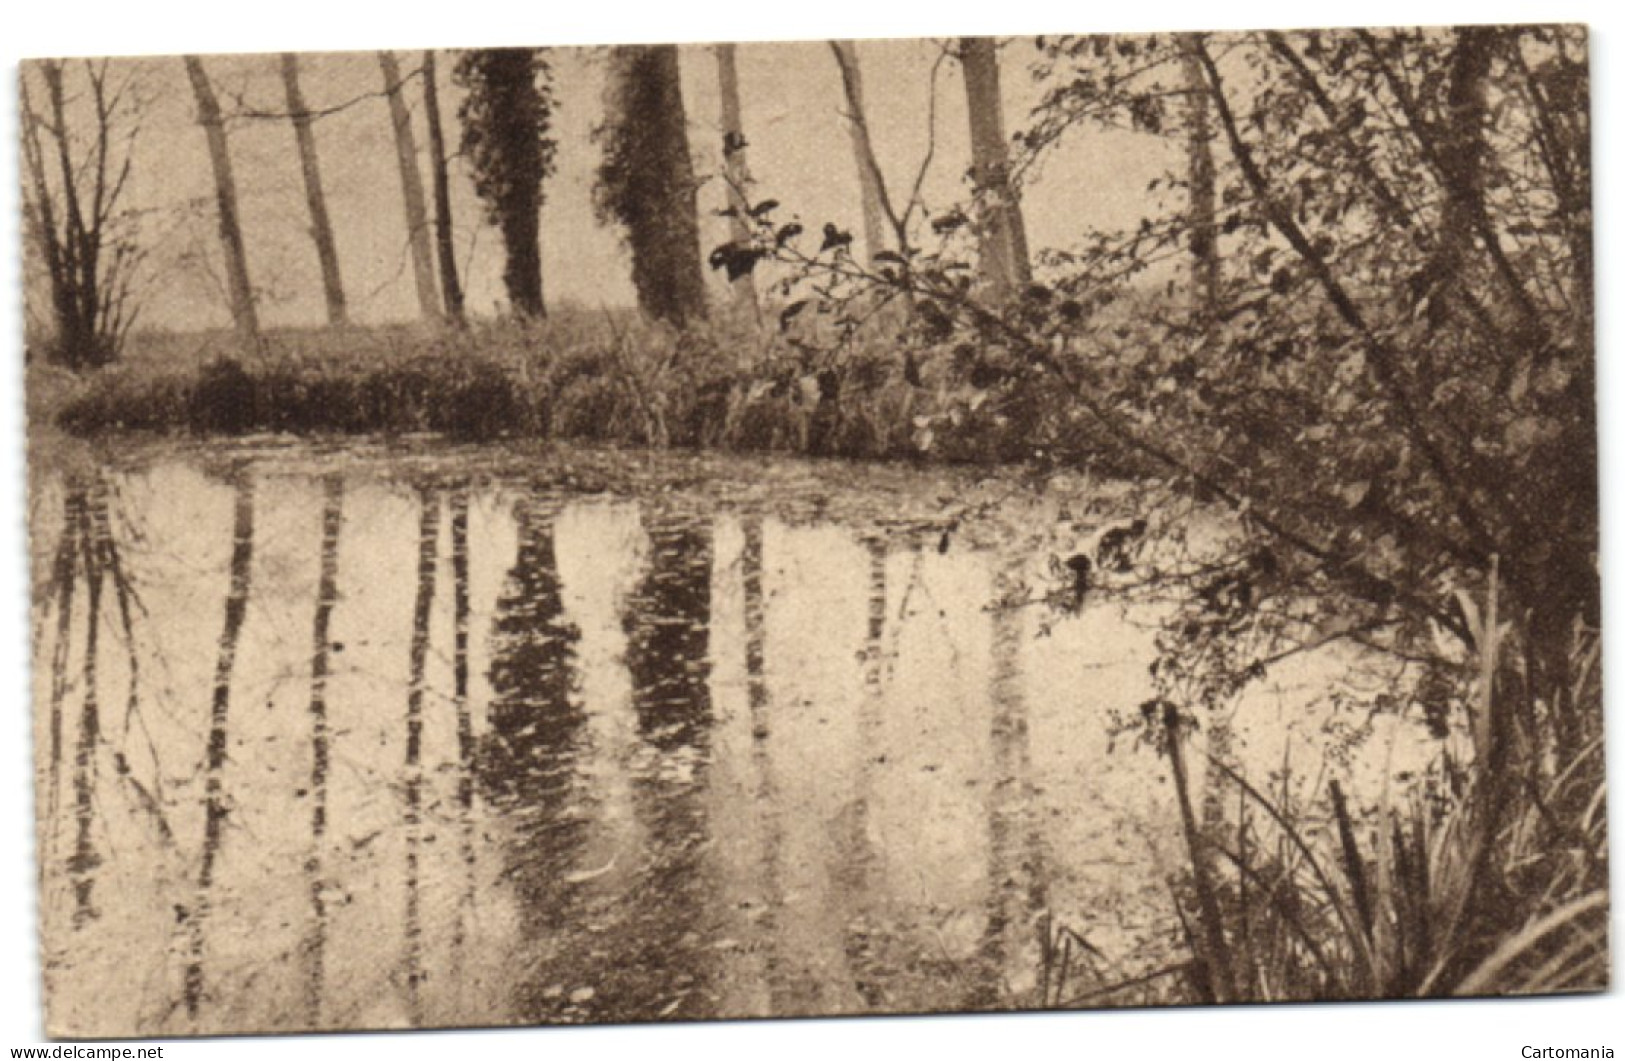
<box><xmin>31</xmin><ymin>440</ymin><xmax>1417</xmax><ymax>1036</ymax></box>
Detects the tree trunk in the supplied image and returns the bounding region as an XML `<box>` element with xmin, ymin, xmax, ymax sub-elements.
<box><xmin>601</xmin><ymin>45</ymin><xmax>708</xmax><ymax>328</ymax></box>
<box><xmin>959</xmin><ymin>38</ymin><xmax>1031</xmax><ymax>300</ymax></box>
<box><xmin>714</xmin><ymin>43</ymin><xmax>759</xmax><ymax>318</ymax></box>
<box><xmin>421</xmin><ymin>50</ymin><xmax>465</xmax><ymax>325</ymax></box>
<box><xmin>457</xmin><ymin>49</ymin><xmax>549</xmax><ymax>320</ymax></box>
<box><xmin>829</xmin><ymin>41</ymin><xmax>892</xmax><ymax>259</ymax></box>
<box><xmin>22</xmin><ymin>66</ymin><xmax>86</xmax><ymax>367</ymax></box>
<box><xmin>183</xmin><ymin>56</ymin><xmax>260</xmax><ymax>356</ymax></box>
<box><xmin>279</xmin><ymin>54</ymin><xmax>348</xmax><ymax>326</ymax></box>
<box><xmin>1180</xmin><ymin>34</ymin><xmax>1220</xmax><ymax>322</ymax></box>
<box><xmin>377</xmin><ymin>51</ymin><xmax>441</xmax><ymax>321</ymax></box>
<box><xmin>1433</xmin><ymin>28</ymin><xmax>1496</xmax><ymax>306</ymax></box>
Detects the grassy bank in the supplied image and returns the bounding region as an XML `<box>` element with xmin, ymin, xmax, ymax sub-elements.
<box><xmin>40</xmin><ymin>310</ymin><xmax>1075</xmax><ymax>465</ymax></box>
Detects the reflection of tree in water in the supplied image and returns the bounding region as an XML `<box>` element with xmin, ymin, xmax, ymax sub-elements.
<box><xmin>402</xmin><ymin>485</ymin><xmax>439</xmax><ymax>1024</ymax></box>
<box><xmin>625</xmin><ymin>517</ymin><xmax>714</xmax><ymax>752</ymax></box>
<box><xmin>185</xmin><ymin>473</ymin><xmax>256</xmax><ymax>1020</ymax></box>
<box><xmin>38</xmin><ymin>473</ymin><xmax>164</xmax><ymax>934</ymax></box>
<box><xmin>479</xmin><ymin>496</ymin><xmax>586</xmax><ymax>1007</ymax></box>
<box><xmin>830</xmin><ymin>534</ymin><xmax>887</xmax><ymax>1008</ymax></box>
<box><xmin>303</xmin><ymin>474</ymin><xmax>343</xmax><ymax>1026</ymax></box>
<box><xmin>67</xmin><ymin>482</ymin><xmax>104</xmax><ymax>929</ymax></box>
<box><xmin>612</xmin><ymin>510</ymin><xmax>718</xmax><ymax>1018</ymax></box>
<box><xmin>447</xmin><ymin>486</ymin><xmax>478</xmax><ymax>967</ymax></box>
<box><xmin>971</xmin><ymin>560</ymin><xmax>1049</xmax><ymax>1010</ymax></box>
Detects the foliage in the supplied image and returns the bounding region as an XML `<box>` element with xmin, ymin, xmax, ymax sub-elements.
<box><xmin>594</xmin><ymin>45</ymin><xmax>709</xmax><ymax>327</ymax></box>
<box><xmin>703</xmin><ymin>25</ymin><xmax>1599</xmax><ymax>1004</ymax></box>
<box><xmin>727</xmin><ymin>24</ymin><xmax>1597</xmax><ymax>754</ymax></box>
<box><xmin>454</xmin><ymin>48</ymin><xmax>558</xmax><ymax>318</ymax></box>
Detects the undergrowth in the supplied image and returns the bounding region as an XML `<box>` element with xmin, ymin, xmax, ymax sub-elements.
<box><xmin>44</xmin><ymin>309</ymin><xmax>1108</xmax><ymax>465</ymax></box>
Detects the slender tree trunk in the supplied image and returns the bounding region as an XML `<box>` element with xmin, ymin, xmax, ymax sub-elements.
<box><xmin>19</xmin><ymin>74</ymin><xmax>74</xmax><ymax>365</ymax></box>
<box><xmin>1179</xmin><ymin>34</ymin><xmax>1220</xmax><ymax>322</ymax></box>
<box><xmin>280</xmin><ymin>54</ymin><xmax>348</xmax><ymax>326</ymax></box>
<box><xmin>602</xmin><ymin>45</ymin><xmax>708</xmax><ymax>327</ymax></box>
<box><xmin>421</xmin><ymin>51</ymin><xmax>465</xmax><ymax>325</ymax></box>
<box><xmin>183</xmin><ymin>56</ymin><xmax>260</xmax><ymax>356</ymax></box>
<box><xmin>829</xmin><ymin>41</ymin><xmax>892</xmax><ymax>259</ymax></box>
<box><xmin>41</xmin><ymin>63</ymin><xmax>97</xmax><ymax>356</ymax></box>
<box><xmin>714</xmin><ymin>43</ymin><xmax>759</xmax><ymax>318</ymax></box>
<box><xmin>32</xmin><ymin>64</ymin><xmax>93</xmax><ymax>366</ymax></box>
<box><xmin>377</xmin><ymin>51</ymin><xmax>441</xmax><ymax>321</ymax></box>
<box><xmin>959</xmin><ymin>38</ymin><xmax>1031</xmax><ymax>300</ymax></box>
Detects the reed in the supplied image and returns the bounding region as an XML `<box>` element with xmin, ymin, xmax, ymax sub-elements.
<box><xmin>1155</xmin><ymin>579</ymin><xmax>1608</xmax><ymax>1003</ymax></box>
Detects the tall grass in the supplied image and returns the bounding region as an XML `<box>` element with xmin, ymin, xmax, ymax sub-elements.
<box><xmin>1153</xmin><ymin>567</ymin><xmax>1608</xmax><ymax>1003</ymax></box>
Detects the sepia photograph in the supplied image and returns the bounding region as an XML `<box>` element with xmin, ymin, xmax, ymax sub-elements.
<box><xmin>5</xmin><ymin>0</ymin><xmax>1616</xmax><ymax>1052</ymax></box>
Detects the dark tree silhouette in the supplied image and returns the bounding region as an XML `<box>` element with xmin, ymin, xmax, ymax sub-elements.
<box><xmin>455</xmin><ymin>48</ymin><xmax>557</xmax><ymax>319</ymax></box>
<box><xmin>596</xmin><ymin>45</ymin><xmax>708</xmax><ymax>328</ymax></box>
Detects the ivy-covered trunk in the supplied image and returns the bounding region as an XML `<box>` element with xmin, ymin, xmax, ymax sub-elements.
<box><xmin>454</xmin><ymin>48</ymin><xmax>556</xmax><ymax>321</ymax></box>
<box><xmin>597</xmin><ymin>45</ymin><xmax>708</xmax><ymax>328</ymax></box>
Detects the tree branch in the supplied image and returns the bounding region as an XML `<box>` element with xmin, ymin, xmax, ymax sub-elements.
<box><xmin>1194</xmin><ymin>39</ymin><xmax>1496</xmax><ymax>566</ymax></box>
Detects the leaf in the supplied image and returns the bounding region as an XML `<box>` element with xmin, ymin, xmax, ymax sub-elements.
<box><xmin>778</xmin><ymin>299</ymin><xmax>810</xmax><ymax>330</ymax></box>
<box><xmin>774</xmin><ymin>222</ymin><xmax>803</xmax><ymax>247</ymax></box>
<box><xmin>708</xmin><ymin>240</ymin><xmax>765</xmax><ymax>280</ymax></box>
<box><xmin>872</xmin><ymin>249</ymin><xmax>907</xmax><ymax>266</ymax></box>
<box><xmin>821</xmin><ymin>223</ymin><xmax>854</xmax><ymax>252</ymax></box>
<box><xmin>749</xmin><ymin>199</ymin><xmax>780</xmax><ymax>217</ymax></box>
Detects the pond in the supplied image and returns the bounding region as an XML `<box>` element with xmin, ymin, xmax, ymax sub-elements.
<box><xmin>30</xmin><ymin>439</ymin><xmax>1427</xmax><ymax>1036</ymax></box>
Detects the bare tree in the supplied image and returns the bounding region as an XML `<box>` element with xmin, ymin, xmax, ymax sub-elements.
<box><xmin>714</xmin><ymin>43</ymin><xmax>759</xmax><ymax>317</ymax></box>
<box><xmin>19</xmin><ymin>60</ymin><xmax>144</xmax><ymax>369</ymax></box>
<box><xmin>377</xmin><ymin>51</ymin><xmax>441</xmax><ymax>321</ymax></box>
<box><xmin>959</xmin><ymin>37</ymin><xmax>1031</xmax><ymax>299</ymax></box>
<box><xmin>279</xmin><ymin>53</ymin><xmax>348</xmax><ymax>326</ymax></box>
<box><xmin>183</xmin><ymin>55</ymin><xmax>260</xmax><ymax>356</ymax></box>
<box><xmin>422</xmin><ymin>50</ymin><xmax>465</xmax><ymax>325</ymax></box>
<box><xmin>826</xmin><ymin>40</ymin><xmax>951</xmax><ymax>263</ymax></box>
<box><xmin>596</xmin><ymin>45</ymin><xmax>708</xmax><ymax>328</ymax></box>
<box><xmin>828</xmin><ymin>41</ymin><xmax>892</xmax><ymax>260</ymax></box>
